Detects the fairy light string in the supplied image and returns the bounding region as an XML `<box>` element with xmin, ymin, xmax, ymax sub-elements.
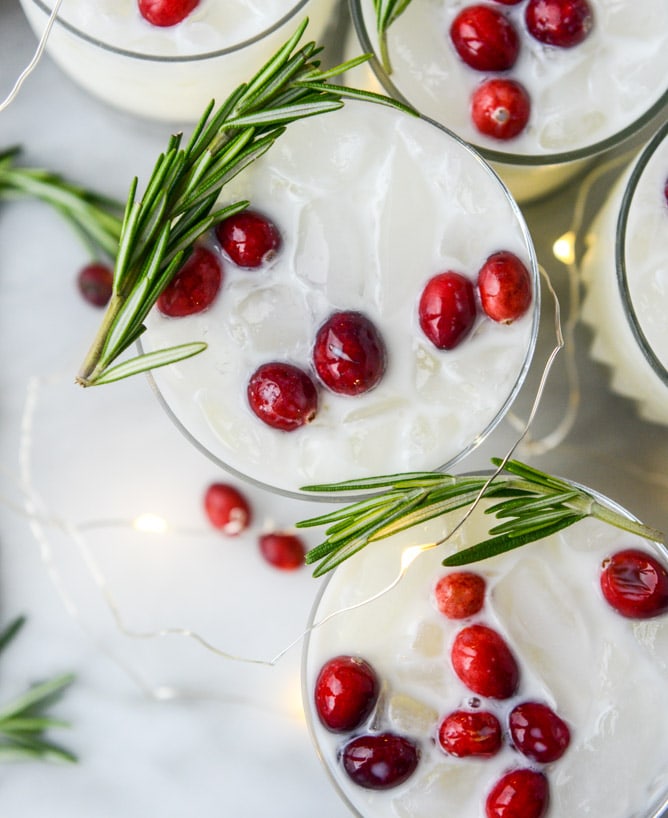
<box><xmin>7</xmin><ymin>253</ymin><xmax>573</xmax><ymax>702</ymax></box>
<box><xmin>0</xmin><ymin>0</ymin><xmax>63</xmax><ymax>113</ymax></box>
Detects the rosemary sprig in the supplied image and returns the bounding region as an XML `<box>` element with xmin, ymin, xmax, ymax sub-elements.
<box><xmin>73</xmin><ymin>19</ymin><xmax>413</xmax><ymax>388</ymax></box>
<box><xmin>374</xmin><ymin>0</ymin><xmax>414</xmax><ymax>74</ymax></box>
<box><xmin>0</xmin><ymin>616</ymin><xmax>76</xmax><ymax>764</ymax></box>
<box><xmin>0</xmin><ymin>147</ymin><xmax>123</xmax><ymax>260</ymax></box>
<box><xmin>297</xmin><ymin>458</ymin><xmax>665</xmax><ymax>576</ymax></box>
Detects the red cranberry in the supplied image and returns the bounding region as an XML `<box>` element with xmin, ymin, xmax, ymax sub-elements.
<box><xmin>313</xmin><ymin>311</ymin><xmax>386</xmax><ymax>396</ymax></box>
<box><xmin>247</xmin><ymin>362</ymin><xmax>318</xmax><ymax>431</ymax></box>
<box><xmin>215</xmin><ymin>210</ymin><xmax>281</xmax><ymax>269</ymax></box>
<box><xmin>418</xmin><ymin>272</ymin><xmax>477</xmax><ymax>350</ymax></box>
<box><xmin>451</xmin><ymin>624</ymin><xmax>519</xmax><ymax>699</ymax></box>
<box><xmin>493</xmin><ymin>0</ymin><xmax>523</xmax><ymax>4</ymax></box>
<box><xmin>600</xmin><ymin>548</ymin><xmax>668</xmax><ymax>619</ymax></box>
<box><xmin>77</xmin><ymin>262</ymin><xmax>114</xmax><ymax>308</ymax></box>
<box><xmin>525</xmin><ymin>0</ymin><xmax>593</xmax><ymax>48</ymax></box>
<box><xmin>450</xmin><ymin>5</ymin><xmax>520</xmax><ymax>72</ymax></box>
<box><xmin>314</xmin><ymin>655</ymin><xmax>379</xmax><ymax>732</ymax></box>
<box><xmin>157</xmin><ymin>245</ymin><xmax>222</xmax><ymax>317</ymax></box>
<box><xmin>434</xmin><ymin>571</ymin><xmax>486</xmax><ymax>619</ymax></box>
<box><xmin>472</xmin><ymin>79</ymin><xmax>531</xmax><ymax>141</ymax></box>
<box><xmin>486</xmin><ymin>769</ymin><xmax>549</xmax><ymax>818</ymax></box>
<box><xmin>138</xmin><ymin>0</ymin><xmax>199</xmax><ymax>27</ymax></box>
<box><xmin>438</xmin><ymin>709</ymin><xmax>502</xmax><ymax>758</ymax></box>
<box><xmin>509</xmin><ymin>702</ymin><xmax>571</xmax><ymax>763</ymax></box>
<box><xmin>663</xmin><ymin>176</ymin><xmax>668</xmax><ymax>207</ymax></box>
<box><xmin>341</xmin><ymin>733</ymin><xmax>419</xmax><ymax>790</ymax></box>
<box><xmin>258</xmin><ymin>532</ymin><xmax>305</xmax><ymax>570</ymax></box>
<box><xmin>203</xmin><ymin>483</ymin><xmax>251</xmax><ymax>536</ymax></box>
<box><xmin>477</xmin><ymin>251</ymin><xmax>533</xmax><ymax>324</ymax></box>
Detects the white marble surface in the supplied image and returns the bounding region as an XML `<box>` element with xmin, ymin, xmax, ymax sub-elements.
<box><xmin>0</xmin><ymin>2</ymin><xmax>666</xmax><ymax>817</ymax></box>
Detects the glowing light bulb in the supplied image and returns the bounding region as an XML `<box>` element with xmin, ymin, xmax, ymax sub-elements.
<box><xmin>400</xmin><ymin>543</ymin><xmax>436</xmax><ymax>572</ymax></box>
<box><xmin>133</xmin><ymin>513</ymin><xmax>168</xmax><ymax>534</ymax></box>
<box><xmin>553</xmin><ymin>231</ymin><xmax>576</xmax><ymax>265</ymax></box>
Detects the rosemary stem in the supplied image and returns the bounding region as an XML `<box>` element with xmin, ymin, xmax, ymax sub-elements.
<box><xmin>590</xmin><ymin>500</ymin><xmax>665</xmax><ymax>544</ymax></box>
<box><xmin>75</xmin><ymin>292</ymin><xmax>126</xmax><ymax>386</ymax></box>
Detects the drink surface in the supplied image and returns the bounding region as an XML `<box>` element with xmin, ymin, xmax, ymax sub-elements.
<box><xmin>355</xmin><ymin>0</ymin><xmax>668</xmax><ymax>159</ymax></box>
<box><xmin>304</xmin><ymin>503</ymin><xmax>668</xmax><ymax>817</ymax></box>
<box><xmin>145</xmin><ymin>102</ymin><xmax>538</xmax><ymax>494</ymax></box>
<box><xmin>18</xmin><ymin>0</ymin><xmax>336</xmax><ymax>120</ymax></box>
<box><xmin>26</xmin><ymin>0</ymin><xmax>306</xmax><ymax>54</ymax></box>
<box><xmin>581</xmin><ymin>126</ymin><xmax>668</xmax><ymax>425</ymax></box>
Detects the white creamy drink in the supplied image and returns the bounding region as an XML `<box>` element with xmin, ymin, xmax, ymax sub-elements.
<box><xmin>144</xmin><ymin>101</ymin><xmax>539</xmax><ymax>496</ymax></box>
<box><xmin>19</xmin><ymin>0</ymin><xmax>336</xmax><ymax>120</ymax></box>
<box><xmin>303</xmin><ymin>500</ymin><xmax>668</xmax><ymax>818</ymax></box>
<box><xmin>349</xmin><ymin>0</ymin><xmax>668</xmax><ymax>202</ymax></box>
<box><xmin>581</xmin><ymin>123</ymin><xmax>668</xmax><ymax>426</ymax></box>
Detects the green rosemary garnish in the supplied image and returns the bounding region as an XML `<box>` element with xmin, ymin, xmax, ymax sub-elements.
<box><xmin>0</xmin><ymin>616</ymin><xmax>76</xmax><ymax>763</ymax></box>
<box><xmin>298</xmin><ymin>458</ymin><xmax>665</xmax><ymax>576</ymax></box>
<box><xmin>374</xmin><ymin>0</ymin><xmax>414</xmax><ymax>74</ymax></box>
<box><xmin>69</xmin><ymin>19</ymin><xmax>413</xmax><ymax>388</ymax></box>
<box><xmin>0</xmin><ymin>147</ymin><xmax>123</xmax><ymax>260</ymax></box>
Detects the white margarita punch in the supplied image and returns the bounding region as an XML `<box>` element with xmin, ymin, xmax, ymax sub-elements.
<box><xmin>18</xmin><ymin>0</ymin><xmax>337</xmax><ymax>121</ymax></box>
<box><xmin>302</xmin><ymin>490</ymin><xmax>668</xmax><ymax>818</ymax></box>
<box><xmin>581</xmin><ymin>122</ymin><xmax>668</xmax><ymax>426</ymax></box>
<box><xmin>143</xmin><ymin>99</ymin><xmax>540</xmax><ymax>497</ymax></box>
<box><xmin>348</xmin><ymin>0</ymin><xmax>668</xmax><ymax>203</ymax></box>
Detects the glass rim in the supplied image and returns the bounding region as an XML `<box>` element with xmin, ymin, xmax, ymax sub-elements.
<box><xmin>300</xmin><ymin>472</ymin><xmax>668</xmax><ymax>818</ymax></box>
<box><xmin>27</xmin><ymin>0</ymin><xmax>313</xmax><ymax>63</ymax></box>
<box><xmin>349</xmin><ymin>0</ymin><xmax>668</xmax><ymax>168</ymax></box>
<box><xmin>616</xmin><ymin>119</ymin><xmax>668</xmax><ymax>387</ymax></box>
<box><xmin>141</xmin><ymin>100</ymin><xmax>541</xmax><ymax>503</ymax></box>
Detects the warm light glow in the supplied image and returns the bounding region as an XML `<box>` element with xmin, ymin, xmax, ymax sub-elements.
<box><xmin>553</xmin><ymin>231</ymin><xmax>576</xmax><ymax>265</ymax></box>
<box><xmin>400</xmin><ymin>543</ymin><xmax>436</xmax><ymax>573</ymax></box>
<box><xmin>133</xmin><ymin>513</ymin><xmax>168</xmax><ymax>534</ymax></box>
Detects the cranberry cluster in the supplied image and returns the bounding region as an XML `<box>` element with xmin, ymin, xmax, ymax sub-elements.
<box><xmin>418</xmin><ymin>250</ymin><xmax>532</xmax><ymax>350</ymax></box>
<box><xmin>203</xmin><ymin>481</ymin><xmax>306</xmax><ymax>571</ymax></box>
<box><xmin>312</xmin><ymin>568</ymin><xmax>570</xmax><ymax>818</ymax></box>
<box><xmin>449</xmin><ymin>0</ymin><xmax>594</xmax><ymax>140</ymax></box>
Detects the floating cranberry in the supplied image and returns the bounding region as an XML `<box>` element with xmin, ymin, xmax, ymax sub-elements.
<box><xmin>509</xmin><ymin>702</ymin><xmax>571</xmax><ymax>763</ymax></box>
<box><xmin>313</xmin><ymin>311</ymin><xmax>386</xmax><ymax>396</ymax></box>
<box><xmin>341</xmin><ymin>733</ymin><xmax>419</xmax><ymax>790</ymax></box>
<box><xmin>157</xmin><ymin>245</ymin><xmax>222</xmax><ymax>317</ymax></box>
<box><xmin>434</xmin><ymin>571</ymin><xmax>486</xmax><ymax>619</ymax></box>
<box><xmin>450</xmin><ymin>5</ymin><xmax>520</xmax><ymax>72</ymax></box>
<box><xmin>77</xmin><ymin>262</ymin><xmax>114</xmax><ymax>308</ymax></box>
<box><xmin>525</xmin><ymin>0</ymin><xmax>593</xmax><ymax>48</ymax></box>
<box><xmin>247</xmin><ymin>362</ymin><xmax>318</xmax><ymax>431</ymax></box>
<box><xmin>486</xmin><ymin>768</ymin><xmax>549</xmax><ymax>818</ymax></box>
<box><xmin>258</xmin><ymin>532</ymin><xmax>305</xmax><ymax>570</ymax></box>
<box><xmin>315</xmin><ymin>655</ymin><xmax>379</xmax><ymax>732</ymax></box>
<box><xmin>138</xmin><ymin>0</ymin><xmax>199</xmax><ymax>27</ymax></box>
<box><xmin>600</xmin><ymin>548</ymin><xmax>668</xmax><ymax>619</ymax></box>
<box><xmin>477</xmin><ymin>251</ymin><xmax>532</xmax><ymax>324</ymax></box>
<box><xmin>215</xmin><ymin>210</ymin><xmax>281</xmax><ymax>269</ymax></box>
<box><xmin>493</xmin><ymin>0</ymin><xmax>523</xmax><ymax>4</ymax></box>
<box><xmin>418</xmin><ymin>272</ymin><xmax>477</xmax><ymax>350</ymax></box>
<box><xmin>472</xmin><ymin>79</ymin><xmax>531</xmax><ymax>141</ymax></box>
<box><xmin>664</xmin><ymin>176</ymin><xmax>668</xmax><ymax>207</ymax></box>
<box><xmin>438</xmin><ymin>709</ymin><xmax>502</xmax><ymax>758</ymax></box>
<box><xmin>203</xmin><ymin>483</ymin><xmax>251</xmax><ymax>536</ymax></box>
<box><xmin>451</xmin><ymin>624</ymin><xmax>519</xmax><ymax>699</ymax></box>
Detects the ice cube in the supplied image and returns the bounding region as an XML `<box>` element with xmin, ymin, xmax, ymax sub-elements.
<box><xmin>388</xmin><ymin>693</ymin><xmax>438</xmax><ymax>737</ymax></box>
